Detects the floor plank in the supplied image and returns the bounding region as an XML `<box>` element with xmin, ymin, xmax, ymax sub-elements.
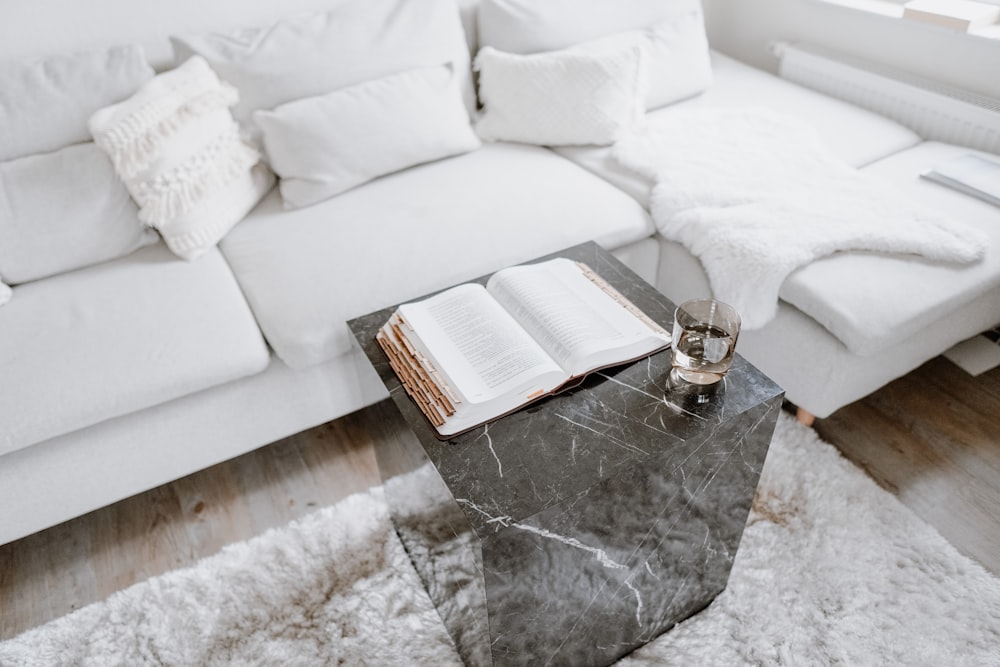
<box><xmin>0</xmin><ymin>409</ymin><xmax>382</xmax><ymax>641</ymax></box>
<box><xmin>816</xmin><ymin>358</ymin><xmax>1000</xmax><ymax>575</ymax></box>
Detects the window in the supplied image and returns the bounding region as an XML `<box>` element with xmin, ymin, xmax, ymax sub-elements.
<box><xmin>817</xmin><ymin>0</ymin><xmax>1000</xmax><ymax>39</ymax></box>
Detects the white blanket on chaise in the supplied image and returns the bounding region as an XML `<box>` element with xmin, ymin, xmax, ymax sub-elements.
<box><xmin>612</xmin><ymin>107</ymin><xmax>987</xmax><ymax>329</ymax></box>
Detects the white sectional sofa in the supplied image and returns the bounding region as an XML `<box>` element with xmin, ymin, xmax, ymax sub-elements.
<box><xmin>1</xmin><ymin>0</ymin><xmax>998</xmax><ymax>546</ymax></box>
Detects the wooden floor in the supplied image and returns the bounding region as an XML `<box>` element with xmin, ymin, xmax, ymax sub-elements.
<box><xmin>1</xmin><ymin>357</ymin><xmax>999</xmax><ymax>642</ymax></box>
<box><xmin>816</xmin><ymin>356</ymin><xmax>1000</xmax><ymax>576</ymax></box>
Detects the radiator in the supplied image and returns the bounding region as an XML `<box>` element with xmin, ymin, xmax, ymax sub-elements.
<box><xmin>772</xmin><ymin>42</ymin><xmax>1000</xmax><ymax>154</ymax></box>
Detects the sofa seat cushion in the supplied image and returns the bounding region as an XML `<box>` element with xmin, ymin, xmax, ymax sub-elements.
<box><xmin>0</xmin><ymin>243</ymin><xmax>270</xmax><ymax>457</ymax></box>
<box><xmin>779</xmin><ymin>141</ymin><xmax>1000</xmax><ymax>357</ymax></box>
<box><xmin>553</xmin><ymin>50</ymin><xmax>921</xmax><ymax>208</ymax></box>
<box><xmin>220</xmin><ymin>142</ymin><xmax>654</xmax><ymax>369</ymax></box>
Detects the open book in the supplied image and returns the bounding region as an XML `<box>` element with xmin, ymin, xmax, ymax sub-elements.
<box><xmin>377</xmin><ymin>257</ymin><xmax>671</xmax><ymax>438</ymax></box>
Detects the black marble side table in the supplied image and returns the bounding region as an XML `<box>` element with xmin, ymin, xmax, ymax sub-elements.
<box><xmin>349</xmin><ymin>242</ymin><xmax>783</xmax><ymax>667</ymax></box>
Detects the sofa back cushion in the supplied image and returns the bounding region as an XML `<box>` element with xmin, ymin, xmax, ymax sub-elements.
<box><xmin>0</xmin><ymin>44</ymin><xmax>158</xmax><ymax>300</ymax></box>
<box><xmin>171</xmin><ymin>0</ymin><xmax>475</xmax><ymax>127</ymax></box>
<box><xmin>474</xmin><ymin>42</ymin><xmax>648</xmax><ymax>146</ymax></box>
<box><xmin>477</xmin><ymin>0</ymin><xmax>711</xmax><ymax>110</ymax></box>
<box><xmin>255</xmin><ymin>64</ymin><xmax>480</xmax><ymax>209</ymax></box>
<box><xmin>0</xmin><ymin>45</ymin><xmax>154</xmax><ymax>162</ymax></box>
<box><xmin>0</xmin><ymin>143</ymin><xmax>158</xmax><ymax>285</ymax></box>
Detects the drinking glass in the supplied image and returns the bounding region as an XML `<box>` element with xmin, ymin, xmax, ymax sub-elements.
<box><xmin>671</xmin><ymin>299</ymin><xmax>741</xmax><ymax>385</ymax></box>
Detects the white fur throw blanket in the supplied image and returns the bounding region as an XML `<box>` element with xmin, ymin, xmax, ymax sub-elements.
<box><xmin>613</xmin><ymin>108</ymin><xmax>988</xmax><ymax>329</ymax></box>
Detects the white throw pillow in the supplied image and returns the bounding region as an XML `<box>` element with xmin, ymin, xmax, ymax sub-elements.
<box><xmin>585</xmin><ymin>17</ymin><xmax>712</xmax><ymax>110</ymax></box>
<box><xmin>0</xmin><ymin>282</ymin><xmax>9</xmax><ymax>307</ymax></box>
<box><xmin>171</xmin><ymin>0</ymin><xmax>475</xmax><ymax>127</ymax></box>
<box><xmin>90</xmin><ymin>56</ymin><xmax>274</xmax><ymax>261</ymax></box>
<box><xmin>0</xmin><ymin>143</ymin><xmax>158</xmax><ymax>286</ymax></box>
<box><xmin>477</xmin><ymin>0</ymin><xmax>711</xmax><ymax>110</ymax></box>
<box><xmin>254</xmin><ymin>64</ymin><xmax>481</xmax><ymax>209</ymax></box>
<box><xmin>474</xmin><ymin>43</ymin><xmax>648</xmax><ymax>146</ymax></box>
<box><xmin>0</xmin><ymin>45</ymin><xmax>154</xmax><ymax>162</ymax></box>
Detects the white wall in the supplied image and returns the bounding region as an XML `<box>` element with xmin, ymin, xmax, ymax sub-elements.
<box><xmin>0</xmin><ymin>0</ymin><xmax>483</xmax><ymax>71</ymax></box>
<box><xmin>0</xmin><ymin>0</ymin><xmax>352</xmax><ymax>68</ymax></box>
<box><xmin>702</xmin><ymin>0</ymin><xmax>1000</xmax><ymax>99</ymax></box>
<box><xmin>2</xmin><ymin>0</ymin><xmax>995</xmax><ymax>99</ymax></box>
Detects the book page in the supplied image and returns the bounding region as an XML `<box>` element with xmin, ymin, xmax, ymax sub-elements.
<box><xmin>486</xmin><ymin>258</ymin><xmax>670</xmax><ymax>376</ymax></box>
<box><xmin>397</xmin><ymin>283</ymin><xmax>566</xmax><ymax>405</ymax></box>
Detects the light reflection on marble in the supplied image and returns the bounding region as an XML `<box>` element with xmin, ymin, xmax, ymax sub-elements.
<box><xmin>350</xmin><ymin>242</ymin><xmax>784</xmax><ymax>667</ymax></box>
<box><xmin>380</xmin><ymin>446</ymin><xmax>491</xmax><ymax>667</ymax></box>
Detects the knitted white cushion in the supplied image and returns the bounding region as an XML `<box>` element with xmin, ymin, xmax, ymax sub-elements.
<box><xmin>90</xmin><ymin>56</ymin><xmax>274</xmax><ymax>261</ymax></box>
<box><xmin>254</xmin><ymin>64</ymin><xmax>481</xmax><ymax>209</ymax></box>
<box><xmin>474</xmin><ymin>41</ymin><xmax>648</xmax><ymax>146</ymax></box>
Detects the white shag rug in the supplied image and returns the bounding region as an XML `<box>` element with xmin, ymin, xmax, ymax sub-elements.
<box><xmin>3</xmin><ymin>413</ymin><xmax>1000</xmax><ymax>666</ymax></box>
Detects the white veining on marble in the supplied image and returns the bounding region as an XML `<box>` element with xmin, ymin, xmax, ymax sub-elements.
<box><xmin>456</xmin><ymin>498</ymin><xmax>513</xmax><ymax>532</ymax></box>
<box><xmin>516</xmin><ymin>523</ymin><xmax>627</xmax><ymax>570</ymax></box>
<box><xmin>555</xmin><ymin>412</ymin><xmax>648</xmax><ymax>456</ymax></box>
<box><xmin>703</xmin><ymin>525</ymin><xmax>719</xmax><ymax>562</ymax></box>
<box><xmin>478</xmin><ymin>423</ymin><xmax>503</xmax><ymax>478</ymax></box>
<box><xmin>456</xmin><ymin>498</ymin><xmax>626</xmax><ymax>569</ymax></box>
<box><xmin>547</xmin><ymin>572</ymin><xmax>615</xmax><ymax>664</ymax></box>
<box><xmin>634</xmin><ymin>424</ymin><xmax>759</xmax><ymax>581</ymax></box>
<box><xmin>644</xmin><ymin>356</ymin><xmax>657</xmax><ymax>384</ymax></box>
<box><xmin>599</xmin><ymin>370</ymin><xmax>709</xmax><ymax>423</ymax></box>
<box><xmin>597</xmin><ymin>371</ymin><xmax>667</xmax><ymax>405</ymax></box>
<box><xmin>598</xmin><ymin>414</ymin><xmax>769</xmax><ymax>630</ymax></box>
<box><xmin>662</xmin><ymin>575</ymin><xmax>691</xmax><ymax>617</ymax></box>
<box><xmin>738</xmin><ymin>404</ymin><xmax>780</xmax><ymax>474</ymax></box>
<box><xmin>625</xmin><ymin>576</ymin><xmax>644</xmax><ymax>627</ymax></box>
<box><xmin>600</xmin><ymin>372</ymin><xmax>700</xmax><ymax>439</ymax></box>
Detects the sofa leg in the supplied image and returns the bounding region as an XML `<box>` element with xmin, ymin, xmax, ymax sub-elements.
<box><xmin>795</xmin><ymin>407</ymin><xmax>816</xmax><ymax>427</ymax></box>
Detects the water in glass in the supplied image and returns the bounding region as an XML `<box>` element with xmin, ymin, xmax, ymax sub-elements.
<box><xmin>672</xmin><ymin>321</ymin><xmax>737</xmax><ymax>384</ymax></box>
